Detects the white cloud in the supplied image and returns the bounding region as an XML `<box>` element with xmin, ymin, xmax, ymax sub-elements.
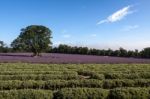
<box><xmin>53</xmin><ymin>41</ymin><xmax>74</xmax><ymax>46</ymax></box>
<box><xmin>97</xmin><ymin>5</ymin><xmax>134</xmax><ymax>25</ymax></box>
<box><xmin>53</xmin><ymin>41</ymin><xmax>64</xmax><ymax>46</ymax></box>
<box><xmin>122</xmin><ymin>25</ymin><xmax>139</xmax><ymax>31</ymax></box>
<box><xmin>97</xmin><ymin>20</ymin><xmax>108</xmax><ymax>25</ymax></box>
<box><xmin>61</xmin><ymin>29</ymin><xmax>71</xmax><ymax>38</ymax></box>
<box><xmin>62</xmin><ymin>34</ymin><xmax>71</xmax><ymax>38</ymax></box>
<box><xmin>90</xmin><ymin>34</ymin><xmax>97</xmax><ymax>37</ymax></box>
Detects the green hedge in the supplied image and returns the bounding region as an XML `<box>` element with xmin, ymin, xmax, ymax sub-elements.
<box><xmin>0</xmin><ymin>74</ymin><xmax>78</xmax><ymax>80</ymax></box>
<box><xmin>0</xmin><ymin>80</ymin><xmax>103</xmax><ymax>90</ymax></box>
<box><xmin>103</xmin><ymin>79</ymin><xmax>150</xmax><ymax>89</ymax></box>
<box><xmin>0</xmin><ymin>89</ymin><xmax>53</xmax><ymax>99</ymax></box>
<box><xmin>0</xmin><ymin>87</ymin><xmax>149</xmax><ymax>99</ymax></box>
<box><xmin>0</xmin><ymin>71</ymin><xmax>77</xmax><ymax>75</ymax></box>
<box><xmin>109</xmin><ymin>87</ymin><xmax>150</xmax><ymax>99</ymax></box>
<box><xmin>55</xmin><ymin>88</ymin><xmax>109</xmax><ymax>99</ymax></box>
<box><xmin>104</xmin><ymin>72</ymin><xmax>150</xmax><ymax>79</ymax></box>
<box><xmin>0</xmin><ymin>79</ymin><xmax>150</xmax><ymax>90</ymax></box>
<box><xmin>1</xmin><ymin>72</ymin><xmax>150</xmax><ymax>80</ymax></box>
<box><xmin>55</xmin><ymin>88</ymin><xmax>150</xmax><ymax>99</ymax></box>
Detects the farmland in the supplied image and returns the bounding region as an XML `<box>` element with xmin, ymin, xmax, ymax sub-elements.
<box><xmin>0</xmin><ymin>63</ymin><xmax>150</xmax><ymax>98</ymax></box>
<box><xmin>1</xmin><ymin>53</ymin><xmax>150</xmax><ymax>63</ymax></box>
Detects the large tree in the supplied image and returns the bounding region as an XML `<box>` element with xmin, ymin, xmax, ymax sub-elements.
<box><xmin>11</xmin><ymin>25</ymin><xmax>52</xmax><ymax>56</ymax></box>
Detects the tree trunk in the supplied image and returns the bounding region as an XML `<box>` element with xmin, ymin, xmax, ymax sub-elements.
<box><xmin>32</xmin><ymin>52</ymin><xmax>42</xmax><ymax>57</ymax></box>
<box><xmin>37</xmin><ymin>53</ymin><xmax>42</xmax><ymax>57</ymax></box>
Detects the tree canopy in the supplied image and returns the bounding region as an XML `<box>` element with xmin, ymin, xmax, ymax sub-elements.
<box><xmin>11</xmin><ymin>25</ymin><xmax>52</xmax><ymax>56</ymax></box>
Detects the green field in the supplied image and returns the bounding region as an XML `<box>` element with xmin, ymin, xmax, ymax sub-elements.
<box><xmin>0</xmin><ymin>63</ymin><xmax>150</xmax><ymax>99</ymax></box>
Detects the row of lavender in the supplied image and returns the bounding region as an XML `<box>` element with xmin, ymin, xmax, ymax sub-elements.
<box><xmin>0</xmin><ymin>63</ymin><xmax>150</xmax><ymax>98</ymax></box>
<box><xmin>1</xmin><ymin>53</ymin><xmax>150</xmax><ymax>63</ymax></box>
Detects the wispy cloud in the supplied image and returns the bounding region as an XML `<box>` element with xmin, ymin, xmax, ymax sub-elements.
<box><xmin>62</xmin><ymin>34</ymin><xmax>71</xmax><ymax>38</ymax></box>
<box><xmin>90</xmin><ymin>34</ymin><xmax>97</xmax><ymax>37</ymax></box>
<box><xmin>122</xmin><ymin>25</ymin><xmax>139</xmax><ymax>31</ymax></box>
<box><xmin>61</xmin><ymin>29</ymin><xmax>71</xmax><ymax>38</ymax></box>
<box><xmin>53</xmin><ymin>41</ymin><xmax>64</xmax><ymax>46</ymax></box>
<box><xmin>97</xmin><ymin>5</ymin><xmax>134</xmax><ymax>25</ymax></box>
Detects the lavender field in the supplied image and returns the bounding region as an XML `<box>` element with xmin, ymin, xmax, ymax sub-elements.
<box><xmin>0</xmin><ymin>63</ymin><xmax>150</xmax><ymax>98</ymax></box>
<box><xmin>0</xmin><ymin>53</ymin><xmax>150</xmax><ymax>64</ymax></box>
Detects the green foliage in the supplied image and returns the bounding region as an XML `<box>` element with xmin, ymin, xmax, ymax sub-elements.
<box><xmin>50</xmin><ymin>44</ymin><xmax>150</xmax><ymax>58</ymax></box>
<box><xmin>140</xmin><ymin>47</ymin><xmax>150</xmax><ymax>58</ymax></box>
<box><xmin>0</xmin><ymin>74</ymin><xmax>78</xmax><ymax>80</ymax></box>
<box><xmin>11</xmin><ymin>25</ymin><xmax>52</xmax><ymax>56</ymax></box>
<box><xmin>0</xmin><ymin>63</ymin><xmax>150</xmax><ymax>98</ymax></box>
<box><xmin>1</xmin><ymin>37</ymin><xmax>150</xmax><ymax>58</ymax></box>
<box><xmin>55</xmin><ymin>88</ymin><xmax>150</xmax><ymax>99</ymax></box>
<box><xmin>104</xmin><ymin>72</ymin><xmax>150</xmax><ymax>79</ymax></box>
<box><xmin>0</xmin><ymin>89</ymin><xmax>53</xmax><ymax>99</ymax></box>
<box><xmin>0</xmin><ymin>80</ymin><xmax>102</xmax><ymax>90</ymax></box>
<box><xmin>0</xmin><ymin>79</ymin><xmax>150</xmax><ymax>90</ymax></box>
<box><xmin>0</xmin><ymin>41</ymin><xmax>11</xmax><ymax>53</ymax></box>
<box><xmin>109</xmin><ymin>88</ymin><xmax>150</xmax><ymax>99</ymax></box>
<box><xmin>51</xmin><ymin>44</ymin><xmax>142</xmax><ymax>57</ymax></box>
<box><xmin>55</xmin><ymin>88</ymin><xmax>109</xmax><ymax>99</ymax></box>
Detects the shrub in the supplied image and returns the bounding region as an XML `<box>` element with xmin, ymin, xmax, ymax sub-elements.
<box><xmin>55</xmin><ymin>88</ymin><xmax>109</xmax><ymax>99</ymax></box>
<box><xmin>109</xmin><ymin>87</ymin><xmax>150</xmax><ymax>99</ymax></box>
<box><xmin>0</xmin><ymin>89</ymin><xmax>53</xmax><ymax>99</ymax></box>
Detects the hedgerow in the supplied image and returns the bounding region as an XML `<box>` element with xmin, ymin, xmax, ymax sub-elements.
<box><xmin>0</xmin><ymin>89</ymin><xmax>53</xmax><ymax>99</ymax></box>
<box><xmin>0</xmin><ymin>71</ymin><xmax>77</xmax><ymax>75</ymax></box>
<box><xmin>55</xmin><ymin>87</ymin><xmax>150</xmax><ymax>99</ymax></box>
<box><xmin>0</xmin><ymin>79</ymin><xmax>150</xmax><ymax>90</ymax></box>
<box><xmin>55</xmin><ymin>88</ymin><xmax>109</xmax><ymax>99</ymax></box>
<box><xmin>104</xmin><ymin>72</ymin><xmax>150</xmax><ymax>79</ymax></box>
<box><xmin>109</xmin><ymin>87</ymin><xmax>150</xmax><ymax>99</ymax></box>
<box><xmin>0</xmin><ymin>74</ymin><xmax>78</xmax><ymax>80</ymax></box>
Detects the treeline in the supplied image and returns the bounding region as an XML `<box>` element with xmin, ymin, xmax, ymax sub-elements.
<box><xmin>51</xmin><ymin>44</ymin><xmax>150</xmax><ymax>58</ymax></box>
<box><xmin>0</xmin><ymin>41</ymin><xmax>12</xmax><ymax>53</ymax></box>
<box><xmin>1</xmin><ymin>40</ymin><xmax>150</xmax><ymax>58</ymax></box>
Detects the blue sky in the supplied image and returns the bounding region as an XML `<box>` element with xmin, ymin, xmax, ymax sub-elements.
<box><xmin>0</xmin><ymin>0</ymin><xmax>150</xmax><ymax>50</ymax></box>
